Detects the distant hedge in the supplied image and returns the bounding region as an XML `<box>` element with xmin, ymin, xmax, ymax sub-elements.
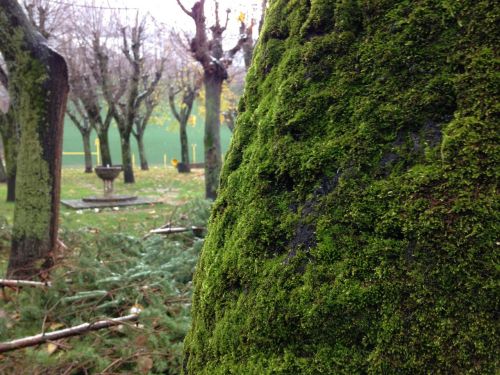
<box><xmin>183</xmin><ymin>0</ymin><xmax>499</xmax><ymax>373</ymax></box>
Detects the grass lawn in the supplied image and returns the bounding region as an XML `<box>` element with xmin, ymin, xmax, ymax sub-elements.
<box><xmin>0</xmin><ymin>166</ymin><xmax>205</xmax><ymax>235</ymax></box>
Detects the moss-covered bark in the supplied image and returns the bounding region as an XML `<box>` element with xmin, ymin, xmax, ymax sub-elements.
<box><xmin>0</xmin><ymin>0</ymin><xmax>68</xmax><ymax>279</ymax></box>
<box><xmin>183</xmin><ymin>0</ymin><xmax>499</xmax><ymax>373</ymax></box>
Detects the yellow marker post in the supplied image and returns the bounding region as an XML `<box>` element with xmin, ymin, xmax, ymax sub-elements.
<box><xmin>132</xmin><ymin>154</ymin><xmax>136</xmax><ymax>169</ymax></box>
<box><xmin>94</xmin><ymin>138</ymin><xmax>101</xmax><ymax>165</ymax></box>
<box><xmin>191</xmin><ymin>144</ymin><xmax>197</xmax><ymax>163</ymax></box>
<box><xmin>163</xmin><ymin>154</ymin><xmax>167</xmax><ymax>169</ymax></box>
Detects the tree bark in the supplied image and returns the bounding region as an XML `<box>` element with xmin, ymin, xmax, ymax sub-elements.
<box><xmin>0</xmin><ymin>0</ymin><xmax>69</xmax><ymax>279</ymax></box>
<box><xmin>183</xmin><ymin>1</ymin><xmax>498</xmax><ymax>373</ymax></box>
<box><xmin>136</xmin><ymin>133</ymin><xmax>149</xmax><ymax>171</ymax></box>
<box><xmin>82</xmin><ymin>130</ymin><xmax>92</xmax><ymax>173</ymax></box>
<box><xmin>203</xmin><ymin>73</ymin><xmax>223</xmax><ymax>200</ymax></box>
<box><xmin>0</xmin><ymin>136</ymin><xmax>6</xmax><ymax>183</ymax></box>
<box><xmin>1</xmin><ymin>111</ymin><xmax>18</xmax><ymax>202</ymax></box>
<box><xmin>120</xmin><ymin>134</ymin><xmax>134</xmax><ymax>184</ymax></box>
<box><xmin>97</xmin><ymin>129</ymin><xmax>112</xmax><ymax>166</ymax></box>
<box><xmin>3</xmin><ymin>123</ymin><xmax>16</xmax><ymax>202</ymax></box>
<box><xmin>180</xmin><ymin>119</ymin><xmax>190</xmax><ymax>171</ymax></box>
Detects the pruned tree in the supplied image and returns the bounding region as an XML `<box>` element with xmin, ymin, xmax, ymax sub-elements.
<box><xmin>92</xmin><ymin>14</ymin><xmax>163</xmax><ymax>183</ymax></box>
<box><xmin>131</xmin><ymin>47</ymin><xmax>166</xmax><ymax>171</ymax></box>
<box><xmin>167</xmin><ymin>37</ymin><xmax>203</xmax><ymax>173</ymax></box>
<box><xmin>23</xmin><ymin>0</ymin><xmax>70</xmax><ymax>39</ymax></box>
<box><xmin>0</xmin><ymin>0</ymin><xmax>69</xmax><ymax>279</ymax></box>
<box><xmin>176</xmin><ymin>0</ymin><xmax>251</xmax><ymax>199</ymax></box>
<box><xmin>66</xmin><ymin>97</ymin><xmax>93</xmax><ymax>173</ymax></box>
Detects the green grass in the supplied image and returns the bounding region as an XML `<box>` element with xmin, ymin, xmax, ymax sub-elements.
<box><xmin>0</xmin><ymin>166</ymin><xmax>205</xmax><ymax>235</ymax></box>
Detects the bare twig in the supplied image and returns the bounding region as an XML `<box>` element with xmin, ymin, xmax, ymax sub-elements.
<box><xmin>0</xmin><ymin>279</ymin><xmax>52</xmax><ymax>288</ymax></box>
<box><xmin>0</xmin><ymin>314</ymin><xmax>139</xmax><ymax>353</ymax></box>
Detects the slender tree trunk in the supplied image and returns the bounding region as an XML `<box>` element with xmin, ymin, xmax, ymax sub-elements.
<box><xmin>82</xmin><ymin>131</ymin><xmax>92</xmax><ymax>173</ymax></box>
<box><xmin>120</xmin><ymin>134</ymin><xmax>134</xmax><ymax>183</ymax></box>
<box><xmin>0</xmin><ymin>136</ymin><xmax>6</xmax><ymax>183</ymax></box>
<box><xmin>97</xmin><ymin>130</ymin><xmax>112</xmax><ymax>166</ymax></box>
<box><xmin>3</xmin><ymin>131</ymin><xmax>17</xmax><ymax>202</ymax></box>
<box><xmin>1</xmin><ymin>0</ymin><xmax>69</xmax><ymax>279</ymax></box>
<box><xmin>203</xmin><ymin>73</ymin><xmax>223</xmax><ymax>200</ymax></box>
<box><xmin>136</xmin><ymin>133</ymin><xmax>149</xmax><ymax>171</ymax></box>
<box><xmin>180</xmin><ymin>119</ymin><xmax>191</xmax><ymax>173</ymax></box>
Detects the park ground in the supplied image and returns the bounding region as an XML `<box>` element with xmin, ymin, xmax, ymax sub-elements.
<box><xmin>0</xmin><ymin>168</ymin><xmax>209</xmax><ymax>374</ymax></box>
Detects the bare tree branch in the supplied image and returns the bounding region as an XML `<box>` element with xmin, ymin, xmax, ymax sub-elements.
<box><xmin>175</xmin><ymin>0</ymin><xmax>193</xmax><ymax>17</ymax></box>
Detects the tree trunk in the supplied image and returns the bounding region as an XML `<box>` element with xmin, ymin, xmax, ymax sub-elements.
<box><xmin>0</xmin><ymin>136</ymin><xmax>6</xmax><ymax>183</ymax></box>
<box><xmin>137</xmin><ymin>133</ymin><xmax>149</xmax><ymax>171</ymax></box>
<box><xmin>97</xmin><ymin>130</ymin><xmax>112</xmax><ymax>166</ymax></box>
<box><xmin>120</xmin><ymin>134</ymin><xmax>134</xmax><ymax>183</ymax></box>
<box><xmin>0</xmin><ymin>0</ymin><xmax>69</xmax><ymax>279</ymax></box>
<box><xmin>203</xmin><ymin>72</ymin><xmax>223</xmax><ymax>200</ymax></box>
<box><xmin>179</xmin><ymin>119</ymin><xmax>191</xmax><ymax>173</ymax></box>
<box><xmin>82</xmin><ymin>131</ymin><xmax>92</xmax><ymax>173</ymax></box>
<box><xmin>3</xmin><ymin>129</ymin><xmax>17</xmax><ymax>202</ymax></box>
<box><xmin>183</xmin><ymin>1</ymin><xmax>498</xmax><ymax>374</ymax></box>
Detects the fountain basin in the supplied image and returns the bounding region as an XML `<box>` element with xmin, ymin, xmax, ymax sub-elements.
<box><xmin>95</xmin><ymin>165</ymin><xmax>122</xmax><ymax>180</ymax></box>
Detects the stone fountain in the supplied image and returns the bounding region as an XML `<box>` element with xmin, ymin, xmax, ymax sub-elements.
<box><xmin>83</xmin><ymin>166</ymin><xmax>137</xmax><ymax>203</ymax></box>
<box><xmin>61</xmin><ymin>165</ymin><xmax>161</xmax><ymax>210</ymax></box>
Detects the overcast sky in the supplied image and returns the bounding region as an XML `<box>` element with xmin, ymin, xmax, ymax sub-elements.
<box><xmin>96</xmin><ymin>0</ymin><xmax>263</xmax><ymax>35</ymax></box>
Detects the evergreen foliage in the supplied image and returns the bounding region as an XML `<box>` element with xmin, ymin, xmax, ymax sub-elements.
<box><xmin>184</xmin><ymin>0</ymin><xmax>499</xmax><ymax>373</ymax></box>
<box><xmin>0</xmin><ymin>199</ymin><xmax>210</xmax><ymax>374</ymax></box>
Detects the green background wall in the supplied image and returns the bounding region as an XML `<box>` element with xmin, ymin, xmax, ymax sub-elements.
<box><xmin>61</xmin><ymin>102</ymin><xmax>233</xmax><ymax>167</ymax></box>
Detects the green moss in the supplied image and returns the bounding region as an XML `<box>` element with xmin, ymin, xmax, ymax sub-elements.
<box><xmin>184</xmin><ymin>0</ymin><xmax>499</xmax><ymax>373</ymax></box>
<box><xmin>0</xmin><ymin>21</ymin><xmax>55</xmax><ymax>256</ymax></box>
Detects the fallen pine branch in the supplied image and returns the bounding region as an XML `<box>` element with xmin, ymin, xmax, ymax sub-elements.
<box><xmin>0</xmin><ymin>279</ymin><xmax>52</xmax><ymax>288</ymax></box>
<box><xmin>0</xmin><ymin>314</ymin><xmax>139</xmax><ymax>353</ymax></box>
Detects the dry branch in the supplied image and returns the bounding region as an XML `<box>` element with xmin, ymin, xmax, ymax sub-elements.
<box><xmin>0</xmin><ymin>314</ymin><xmax>139</xmax><ymax>353</ymax></box>
<box><xmin>0</xmin><ymin>279</ymin><xmax>52</xmax><ymax>288</ymax></box>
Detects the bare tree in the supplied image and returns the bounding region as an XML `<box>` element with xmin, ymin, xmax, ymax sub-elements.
<box><xmin>168</xmin><ymin>46</ymin><xmax>203</xmax><ymax>173</ymax></box>
<box><xmin>92</xmin><ymin>14</ymin><xmax>163</xmax><ymax>183</ymax></box>
<box><xmin>176</xmin><ymin>0</ymin><xmax>251</xmax><ymax>199</ymax></box>
<box><xmin>0</xmin><ymin>0</ymin><xmax>69</xmax><ymax>279</ymax></box>
<box><xmin>132</xmin><ymin>76</ymin><xmax>162</xmax><ymax>171</ymax></box>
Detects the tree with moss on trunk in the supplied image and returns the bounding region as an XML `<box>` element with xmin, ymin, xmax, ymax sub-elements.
<box><xmin>176</xmin><ymin>0</ymin><xmax>253</xmax><ymax>199</ymax></box>
<box><xmin>183</xmin><ymin>0</ymin><xmax>499</xmax><ymax>373</ymax></box>
<box><xmin>0</xmin><ymin>0</ymin><xmax>68</xmax><ymax>279</ymax></box>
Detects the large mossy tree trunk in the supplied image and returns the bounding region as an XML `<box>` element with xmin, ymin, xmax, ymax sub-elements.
<box><xmin>183</xmin><ymin>0</ymin><xmax>499</xmax><ymax>373</ymax></box>
<box><xmin>203</xmin><ymin>73</ymin><xmax>222</xmax><ymax>199</ymax></box>
<box><xmin>0</xmin><ymin>0</ymin><xmax>68</xmax><ymax>279</ymax></box>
